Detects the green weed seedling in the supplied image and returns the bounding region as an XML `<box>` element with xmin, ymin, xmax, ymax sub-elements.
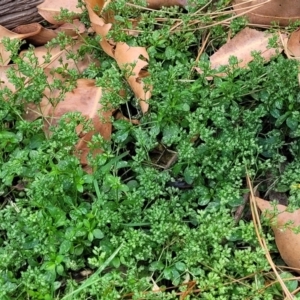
<box><xmin>1</xmin><ymin>1</ymin><xmax>300</xmax><ymax>299</ymax></box>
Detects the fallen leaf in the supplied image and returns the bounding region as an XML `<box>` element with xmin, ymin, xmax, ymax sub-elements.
<box><xmin>85</xmin><ymin>3</ymin><xmax>114</xmax><ymax>57</ymax></box>
<box><xmin>20</xmin><ymin>40</ymin><xmax>98</xmax><ymax>73</ymax></box>
<box><xmin>24</xmin><ymin>79</ymin><xmax>114</xmax><ymax>166</ymax></box>
<box><xmin>57</xmin><ymin>79</ymin><xmax>113</xmax><ymax>166</ymax></box>
<box><xmin>13</xmin><ymin>20</ymin><xmax>86</xmax><ymax>46</ymax></box>
<box><xmin>256</xmin><ymin>197</ymin><xmax>300</xmax><ymax>273</ymax></box>
<box><xmin>0</xmin><ymin>65</ymin><xmax>17</xmax><ymax>92</ymax></box>
<box><xmin>85</xmin><ymin>0</ymin><xmax>151</xmax><ymax>113</ymax></box>
<box><xmin>114</xmin><ymin>42</ymin><xmax>150</xmax><ymax>113</ymax></box>
<box><xmin>286</xmin><ymin>28</ymin><xmax>300</xmax><ymax>58</ymax></box>
<box><xmin>147</xmin><ymin>0</ymin><xmax>187</xmax><ymax>9</ymax></box>
<box><xmin>0</xmin><ymin>25</ymin><xmax>41</xmax><ymax>66</ymax></box>
<box><xmin>12</xmin><ymin>23</ymin><xmax>56</xmax><ymax>46</ymax></box>
<box><xmin>233</xmin><ymin>0</ymin><xmax>300</xmax><ymax>26</ymax></box>
<box><xmin>37</xmin><ymin>0</ymin><xmax>82</xmax><ymax>25</ymax></box>
<box><xmin>210</xmin><ymin>27</ymin><xmax>283</xmax><ymax>69</ymax></box>
<box><xmin>114</xmin><ymin>111</ymin><xmax>140</xmax><ymax>125</ymax></box>
<box><xmin>195</xmin><ymin>27</ymin><xmax>284</xmax><ymax>76</ymax></box>
<box><xmin>56</xmin><ymin>19</ymin><xmax>86</xmax><ymax>37</ymax></box>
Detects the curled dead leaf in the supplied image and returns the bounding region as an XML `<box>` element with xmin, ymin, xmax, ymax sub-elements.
<box><xmin>13</xmin><ymin>23</ymin><xmax>57</xmax><ymax>46</ymax></box>
<box><xmin>114</xmin><ymin>111</ymin><xmax>140</xmax><ymax>125</ymax></box>
<box><xmin>12</xmin><ymin>23</ymin><xmax>41</xmax><ymax>38</ymax></box>
<box><xmin>233</xmin><ymin>0</ymin><xmax>300</xmax><ymax>26</ymax></box>
<box><xmin>147</xmin><ymin>0</ymin><xmax>187</xmax><ymax>9</ymax></box>
<box><xmin>256</xmin><ymin>197</ymin><xmax>300</xmax><ymax>273</ymax></box>
<box><xmin>85</xmin><ymin>2</ymin><xmax>114</xmax><ymax>57</ymax></box>
<box><xmin>85</xmin><ymin>0</ymin><xmax>151</xmax><ymax>113</ymax></box>
<box><xmin>286</xmin><ymin>28</ymin><xmax>300</xmax><ymax>58</ymax></box>
<box><xmin>37</xmin><ymin>0</ymin><xmax>82</xmax><ymax>25</ymax></box>
<box><xmin>0</xmin><ymin>25</ymin><xmax>42</xmax><ymax>66</ymax></box>
<box><xmin>114</xmin><ymin>42</ymin><xmax>150</xmax><ymax>113</ymax></box>
<box><xmin>11</xmin><ymin>20</ymin><xmax>85</xmax><ymax>47</ymax></box>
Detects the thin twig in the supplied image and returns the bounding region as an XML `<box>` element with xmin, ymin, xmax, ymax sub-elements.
<box><xmin>246</xmin><ymin>174</ymin><xmax>294</xmax><ymax>300</ymax></box>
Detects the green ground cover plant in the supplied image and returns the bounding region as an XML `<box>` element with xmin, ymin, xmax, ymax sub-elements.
<box><xmin>1</xmin><ymin>0</ymin><xmax>300</xmax><ymax>299</ymax></box>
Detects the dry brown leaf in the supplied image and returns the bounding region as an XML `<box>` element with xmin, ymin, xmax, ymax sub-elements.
<box><xmin>0</xmin><ymin>25</ymin><xmax>41</xmax><ymax>66</ymax></box>
<box><xmin>20</xmin><ymin>40</ymin><xmax>98</xmax><ymax>73</ymax></box>
<box><xmin>85</xmin><ymin>0</ymin><xmax>151</xmax><ymax>113</ymax></box>
<box><xmin>256</xmin><ymin>197</ymin><xmax>300</xmax><ymax>273</ymax></box>
<box><xmin>195</xmin><ymin>27</ymin><xmax>284</xmax><ymax>76</ymax></box>
<box><xmin>147</xmin><ymin>0</ymin><xmax>187</xmax><ymax>9</ymax></box>
<box><xmin>12</xmin><ymin>23</ymin><xmax>42</xmax><ymax>39</ymax></box>
<box><xmin>11</xmin><ymin>20</ymin><xmax>85</xmax><ymax>46</ymax></box>
<box><xmin>233</xmin><ymin>0</ymin><xmax>300</xmax><ymax>26</ymax></box>
<box><xmin>284</xmin><ymin>28</ymin><xmax>300</xmax><ymax>85</ymax></box>
<box><xmin>37</xmin><ymin>0</ymin><xmax>82</xmax><ymax>25</ymax></box>
<box><xmin>114</xmin><ymin>111</ymin><xmax>140</xmax><ymax>125</ymax></box>
<box><xmin>85</xmin><ymin>2</ymin><xmax>114</xmax><ymax>57</ymax></box>
<box><xmin>25</xmin><ymin>79</ymin><xmax>114</xmax><ymax>166</ymax></box>
<box><xmin>0</xmin><ymin>65</ymin><xmax>17</xmax><ymax>92</ymax></box>
<box><xmin>56</xmin><ymin>19</ymin><xmax>86</xmax><ymax>37</ymax></box>
<box><xmin>13</xmin><ymin>23</ymin><xmax>57</xmax><ymax>46</ymax></box>
<box><xmin>55</xmin><ymin>79</ymin><xmax>113</xmax><ymax>166</ymax></box>
<box><xmin>286</xmin><ymin>28</ymin><xmax>300</xmax><ymax>58</ymax></box>
<box><xmin>114</xmin><ymin>43</ymin><xmax>150</xmax><ymax>113</ymax></box>
<box><xmin>23</xmin><ymin>69</ymin><xmax>65</xmax><ymax>122</ymax></box>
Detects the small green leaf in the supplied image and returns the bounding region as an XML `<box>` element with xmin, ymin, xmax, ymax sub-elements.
<box><xmin>76</xmin><ymin>183</ymin><xmax>83</xmax><ymax>193</ymax></box>
<box><xmin>286</xmin><ymin>116</ymin><xmax>298</xmax><ymax>131</ymax></box>
<box><xmin>165</xmin><ymin>46</ymin><xmax>176</xmax><ymax>59</ymax></box>
<box><xmin>44</xmin><ymin>262</ymin><xmax>56</xmax><ymax>271</ymax></box>
<box><xmin>276</xmin><ymin>184</ymin><xmax>289</xmax><ymax>192</ymax></box>
<box><xmin>270</xmin><ymin>108</ymin><xmax>280</xmax><ymax>119</ymax></box>
<box><xmin>184</xmin><ymin>167</ymin><xmax>194</xmax><ymax>184</ymax></box>
<box><xmin>178</xmin><ymin>103</ymin><xmax>190</xmax><ymax>112</ymax></box>
<box><xmin>171</xmin><ymin>269</ymin><xmax>181</xmax><ymax>282</ymax></box>
<box><xmin>88</xmin><ymin>232</ymin><xmax>94</xmax><ymax>242</ymax></box>
<box><xmin>275</xmin><ymin>111</ymin><xmax>290</xmax><ymax>127</ymax></box>
<box><xmin>56</xmin><ymin>264</ymin><xmax>64</xmax><ymax>276</ymax></box>
<box><xmin>175</xmin><ymin>261</ymin><xmax>186</xmax><ymax>272</ymax></box>
<box><xmin>55</xmin><ymin>255</ymin><xmax>64</xmax><ymax>264</ymax></box>
<box><xmin>83</xmin><ymin>219</ymin><xmax>91</xmax><ymax>229</ymax></box>
<box><xmin>60</xmin><ymin>240</ymin><xmax>72</xmax><ymax>254</ymax></box>
<box><xmin>127</xmin><ymin>180</ymin><xmax>139</xmax><ymax>190</ymax></box>
<box><xmin>114</xmin><ymin>131</ymin><xmax>129</xmax><ymax>143</ymax></box>
<box><xmin>53</xmin><ymin>282</ymin><xmax>62</xmax><ymax>291</ymax></box>
<box><xmin>93</xmin><ymin>229</ymin><xmax>104</xmax><ymax>239</ymax></box>
<box><xmin>111</xmin><ymin>257</ymin><xmax>120</xmax><ymax>268</ymax></box>
<box><xmin>115</xmin><ymin>160</ymin><xmax>128</xmax><ymax>169</ymax></box>
<box><xmin>28</xmin><ymin>133</ymin><xmax>45</xmax><ymax>149</ymax></box>
<box><xmin>74</xmin><ymin>245</ymin><xmax>84</xmax><ymax>256</ymax></box>
<box><xmin>163</xmin><ymin>267</ymin><xmax>172</xmax><ymax>280</ymax></box>
<box><xmin>150</xmin><ymin>261</ymin><xmax>164</xmax><ymax>271</ymax></box>
<box><xmin>279</xmin><ymin>272</ymin><xmax>298</xmax><ymax>292</ymax></box>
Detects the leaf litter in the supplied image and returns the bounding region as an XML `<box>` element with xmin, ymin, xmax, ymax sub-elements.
<box><xmin>2</xmin><ymin>0</ymin><xmax>300</xmax><ymax>296</ymax></box>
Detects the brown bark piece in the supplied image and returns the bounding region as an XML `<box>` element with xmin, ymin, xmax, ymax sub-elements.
<box><xmin>0</xmin><ymin>0</ymin><xmax>44</xmax><ymax>29</ymax></box>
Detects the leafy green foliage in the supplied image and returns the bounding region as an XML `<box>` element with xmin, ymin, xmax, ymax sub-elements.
<box><xmin>1</xmin><ymin>0</ymin><xmax>300</xmax><ymax>299</ymax></box>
